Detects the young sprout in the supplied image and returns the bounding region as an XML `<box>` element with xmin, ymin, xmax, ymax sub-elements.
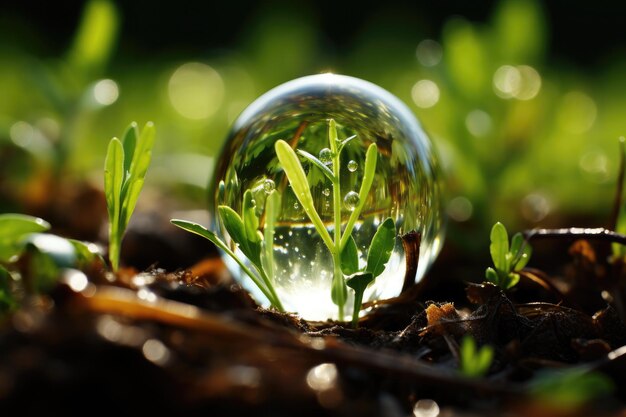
<box><xmin>104</xmin><ymin>122</ymin><xmax>155</xmax><ymax>271</ymax></box>
<box><xmin>276</xmin><ymin>119</ymin><xmax>395</xmax><ymax>321</ymax></box>
<box><xmin>485</xmin><ymin>222</ymin><xmax>532</xmax><ymax>290</ymax></box>
<box><xmin>459</xmin><ymin>335</ymin><xmax>493</xmax><ymax>378</ymax></box>
<box><xmin>171</xmin><ymin>189</ymin><xmax>284</xmax><ymax>311</ymax></box>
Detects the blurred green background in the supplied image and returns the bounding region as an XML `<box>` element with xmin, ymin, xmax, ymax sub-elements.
<box><xmin>1</xmin><ymin>0</ymin><xmax>625</xmax><ymax>252</ymax></box>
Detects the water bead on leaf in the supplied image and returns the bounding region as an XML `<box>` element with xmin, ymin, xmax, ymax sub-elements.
<box><xmin>318</xmin><ymin>148</ymin><xmax>333</xmax><ymax>165</ymax></box>
<box><xmin>263</xmin><ymin>179</ymin><xmax>275</xmax><ymax>194</ymax></box>
<box><xmin>343</xmin><ymin>191</ymin><xmax>360</xmax><ymax>211</ymax></box>
<box><xmin>209</xmin><ymin>74</ymin><xmax>445</xmax><ymax>321</ymax></box>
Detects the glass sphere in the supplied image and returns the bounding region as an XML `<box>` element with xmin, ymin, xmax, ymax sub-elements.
<box><xmin>210</xmin><ymin>74</ymin><xmax>445</xmax><ymax>321</ymax></box>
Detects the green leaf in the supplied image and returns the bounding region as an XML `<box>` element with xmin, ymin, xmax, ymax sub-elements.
<box><xmin>510</xmin><ymin>232</ymin><xmax>523</xmax><ymax>257</ymax></box>
<box><xmin>0</xmin><ymin>214</ymin><xmax>51</xmax><ymax>261</ymax></box>
<box><xmin>346</xmin><ymin>271</ymin><xmax>374</xmax><ymax>327</ymax></box>
<box><xmin>514</xmin><ymin>241</ymin><xmax>532</xmax><ymax>271</ymax></box>
<box><xmin>67</xmin><ymin>0</ymin><xmax>119</xmax><ymax>74</ymax></box>
<box><xmin>218</xmin><ymin>205</ymin><xmax>249</xmax><ymax>255</ymax></box>
<box><xmin>341</xmin><ymin>235</ymin><xmax>359</xmax><ymax>275</ymax></box>
<box><xmin>127</xmin><ymin>122</ymin><xmax>155</xmax><ymax>187</ymax></box>
<box><xmin>242</xmin><ymin>190</ymin><xmax>261</xmax><ymax>244</ymax></box>
<box><xmin>120</xmin><ymin>178</ymin><xmax>144</xmax><ymax>231</ymax></box>
<box><xmin>104</xmin><ymin>137</ymin><xmax>124</xmax><ymax>270</ymax></box>
<box><xmin>504</xmin><ymin>272</ymin><xmax>520</xmax><ymax>290</ymax></box>
<box><xmin>489</xmin><ymin>222</ymin><xmax>509</xmax><ymax>271</ymax></box>
<box><xmin>485</xmin><ymin>267</ymin><xmax>499</xmax><ymax>286</ymax></box>
<box><xmin>275</xmin><ymin>140</ymin><xmax>334</xmax><ymax>250</ymax></box>
<box><xmin>170</xmin><ymin>219</ymin><xmax>283</xmax><ymax>311</ymax></box>
<box><xmin>328</xmin><ymin>119</ymin><xmax>339</xmax><ymax>145</ymax></box>
<box><xmin>337</xmin><ymin>135</ymin><xmax>357</xmax><ymax>154</ymax></box>
<box><xmin>460</xmin><ymin>335</ymin><xmax>493</xmax><ymax>378</ymax></box>
<box><xmin>366</xmin><ymin>218</ymin><xmax>396</xmax><ymax>278</ymax></box>
<box><xmin>296</xmin><ymin>149</ymin><xmax>336</xmax><ymax>182</ymax></box>
<box><xmin>262</xmin><ymin>190</ymin><xmax>281</xmax><ymax>281</ymax></box>
<box><xmin>121</xmin><ymin>122</ymin><xmax>138</xmax><ymax>175</ymax></box>
<box><xmin>23</xmin><ymin>243</ymin><xmax>61</xmax><ymax>293</ymax></box>
<box><xmin>340</xmin><ymin>143</ymin><xmax>379</xmax><ymax>249</ymax></box>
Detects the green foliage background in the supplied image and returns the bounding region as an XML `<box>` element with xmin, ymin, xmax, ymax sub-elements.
<box><xmin>1</xmin><ymin>0</ymin><xmax>624</xmax><ymax>251</ymax></box>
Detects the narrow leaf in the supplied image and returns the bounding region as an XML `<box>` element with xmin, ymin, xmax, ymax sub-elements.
<box><xmin>489</xmin><ymin>222</ymin><xmax>509</xmax><ymax>271</ymax></box>
<box><xmin>504</xmin><ymin>272</ymin><xmax>520</xmax><ymax>289</ymax></box>
<box><xmin>328</xmin><ymin>119</ymin><xmax>338</xmax><ymax>145</ymax></box>
<box><xmin>485</xmin><ymin>267</ymin><xmax>499</xmax><ymax>286</ymax></box>
<box><xmin>340</xmin><ymin>143</ymin><xmax>378</xmax><ymax>249</ymax></box>
<box><xmin>263</xmin><ymin>190</ymin><xmax>281</xmax><ymax>281</ymax></box>
<box><xmin>104</xmin><ymin>138</ymin><xmax>124</xmax><ymax>225</ymax></box>
<box><xmin>366</xmin><ymin>218</ymin><xmax>396</xmax><ymax>278</ymax></box>
<box><xmin>0</xmin><ymin>214</ymin><xmax>50</xmax><ymax>241</ymax></box>
<box><xmin>510</xmin><ymin>232</ymin><xmax>523</xmax><ymax>257</ymax></box>
<box><xmin>338</xmin><ymin>134</ymin><xmax>357</xmax><ymax>153</ymax></box>
<box><xmin>346</xmin><ymin>271</ymin><xmax>374</xmax><ymax>327</ymax></box>
<box><xmin>296</xmin><ymin>149</ymin><xmax>335</xmax><ymax>182</ymax></box>
<box><xmin>341</xmin><ymin>235</ymin><xmax>359</xmax><ymax>275</ymax></box>
<box><xmin>275</xmin><ymin>140</ymin><xmax>334</xmax><ymax>250</ymax></box>
<box><xmin>514</xmin><ymin>241</ymin><xmax>532</xmax><ymax>271</ymax></box>
<box><xmin>120</xmin><ymin>178</ymin><xmax>144</xmax><ymax>231</ymax></box>
<box><xmin>242</xmin><ymin>190</ymin><xmax>261</xmax><ymax>244</ymax></box>
<box><xmin>131</xmin><ymin>122</ymin><xmax>155</xmax><ymax>179</ymax></box>
<box><xmin>121</xmin><ymin>122</ymin><xmax>138</xmax><ymax>174</ymax></box>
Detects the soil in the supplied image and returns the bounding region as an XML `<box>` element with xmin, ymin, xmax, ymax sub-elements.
<box><xmin>1</xmin><ymin>183</ymin><xmax>626</xmax><ymax>416</ymax></box>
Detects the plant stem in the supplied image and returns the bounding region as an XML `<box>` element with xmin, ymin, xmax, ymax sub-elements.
<box><xmin>329</xmin><ymin>122</ymin><xmax>346</xmax><ymax>320</ymax></box>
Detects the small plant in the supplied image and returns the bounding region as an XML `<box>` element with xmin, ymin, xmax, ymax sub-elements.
<box><xmin>0</xmin><ymin>213</ymin><xmax>51</xmax><ymax>262</ymax></box>
<box><xmin>529</xmin><ymin>368</ymin><xmax>614</xmax><ymax>411</ymax></box>
<box><xmin>104</xmin><ymin>122</ymin><xmax>155</xmax><ymax>271</ymax></box>
<box><xmin>171</xmin><ymin>189</ymin><xmax>285</xmax><ymax>311</ymax></box>
<box><xmin>459</xmin><ymin>335</ymin><xmax>493</xmax><ymax>378</ymax></box>
<box><xmin>275</xmin><ymin>119</ymin><xmax>395</xmax><ymax>321</ymax></box>
<box><xmin>485</xmin><ymin>222</ymin><xmax>532</xmax><ymax>290</ymax></box>
<box><xmin>174</xmin><ymin>119</ymin><xmax>395</xmax><ymax>321</ymax></box>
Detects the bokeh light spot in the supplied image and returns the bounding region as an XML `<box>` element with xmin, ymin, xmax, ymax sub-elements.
<box><xmin>306</xmin><ymin>363</ymin><xmax>338</xmax><ymax>391</ymax></box>
<box><xmin>168</xmin><ymin>62</ymin><xmax>224</xmax><ymax>120</ymax></box>
<box><xmin>413</xmin><ymin>399</ymin><xmax>440</xmax><ymax>417</ymax></box>
<box><xmin>465</xmin><ymin>109</ymin><xmax>493</xmax><ymax>137</ymax></box>
<box><xmin>447</xmin><ymin>196</ymin><xmax>473</xmax><ymax>222</ymax></box>
<box><xmin>416</xmin><ymin>40</ymin><xmax>442</xmax><ymax>67</ymax></box>
<box><xmin>515</xmin><ymin>65</ymin><xmax>541</xmax><ymax>100</ymax></box>
<box><xmin>521</xmin><ymin>193</ymin><xmax>551</xmax><ymax>222</ymax></box>
<box><xmin>93</xmin><ymin>79</ymin><xmax>119</xmax><ymax>105</ymax></box>
<box><xmin>411</xmin><ymin>79</ymin><xmax>440</xmax><ymax>108</ymax></box>
<box><xmin>558</xmin><ymin>91</ymin><xmax>597</xmax><ymax>134</ymax></box>
<box><xmin>493</xmin><ymin>65</ymin><xmax>521</xmax><ymax>99</ymax></box>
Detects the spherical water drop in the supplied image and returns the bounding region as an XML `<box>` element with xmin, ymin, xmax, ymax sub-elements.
<box><xmin>210</xmin><ymin>74</ymin><xmax>445</xmax><ymax>321</ymax></box>
<box><xmin>343</xmin><ymin>191</ymin><xmax>360</xmax><ymax>211</ymax></box>
<box><xmin>318</xmin><ymin>148</ymin><xmax>332</xmax><ymax>165</ymax></box>
<box><xmin>263</xmin><ymin>179</ymin><xmax>275</xmax><ymax>194</ymax></box>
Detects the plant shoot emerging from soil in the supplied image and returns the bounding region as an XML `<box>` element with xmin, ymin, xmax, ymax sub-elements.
<box><xmin>486</xmin><ymin>222</ymin><xmax>532</xmax><ymax>290</ymax></box>
<box><xmin>104</xmin><ymin>122</ymin><xmax>155</xmax><ymax>271</ymax></box>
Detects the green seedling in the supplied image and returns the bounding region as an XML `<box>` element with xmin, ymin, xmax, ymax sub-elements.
<box><xmin>104</xmin><ymin>122</ymin><xmax>155</xmax><ymax>271</ymax></box>
<box><xmin>529</xmin><ymin>368</ymin><xmax>614</xmax><ymax>411</ymax></box>
<box><xmin>459</xmin><ymin>335</ymin><xmax>493</xmax><ymax>378</ymax></box>
<box><xmin>485</xmin><ymin>222</ymin><xmax>532</xmax><ymax>290</ymax></box>
<box><xmin>171</xmin><ymin>189</ymin><xmax>284</xmax><ymax>311</ymax></box>
<box><xmin>276</xmin><ymin>119</ymin><xmax>395</xmax><ymax>320</ymax></box>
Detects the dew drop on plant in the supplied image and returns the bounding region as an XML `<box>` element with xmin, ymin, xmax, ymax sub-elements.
<box><xmin>263</xmin><ymin>179</ymin><xmax>275</xmax><ymax>194</ymax></box>
<box><xmin>210</xmin><ymin>74</ymin><xmax>445</xmax><ymax>321</ymax></box>
<box><xmin>319</xmin><ymin>148</ymin><xmax>332</xmax><ymax>165</ymax></box>
<box><xmin>343</xmin><ymin>191</ymin><xmax>360</xmax><ymax>211</ymax></box>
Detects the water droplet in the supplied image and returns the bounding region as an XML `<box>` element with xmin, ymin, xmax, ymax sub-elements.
<box><xmin>263</xmin><ymin>179</ymin><xmax>275</xmax><ymax>194</ymax></box>
<box><xmin>319</xmin><ymin>148</ymin><xmax>332</xmax><ymax>165</ymax></box>
<box><xmin>211</xmin><ymin>74</ymin><xmax>445</xmax><ymax>321</ymax></box>
<box><xmin>343</xmin><ymin>191</ymin><xmax>360</xmax><ymax>211</ymax></box>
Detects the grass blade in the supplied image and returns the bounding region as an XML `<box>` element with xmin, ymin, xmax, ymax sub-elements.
<box><xmin>104</xmin><ymin>137</ymin><xmax>124</xmax><ymax>270</ymax></box>
<box><xmin>340</xmin><ymin>143</ymin><xmax>378</xmax><ymax>249</ymax></box>
<box><xmin>121</xmin><ymin>122</ymin><xmax>138</xmax><ymax>175</ymax></box>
